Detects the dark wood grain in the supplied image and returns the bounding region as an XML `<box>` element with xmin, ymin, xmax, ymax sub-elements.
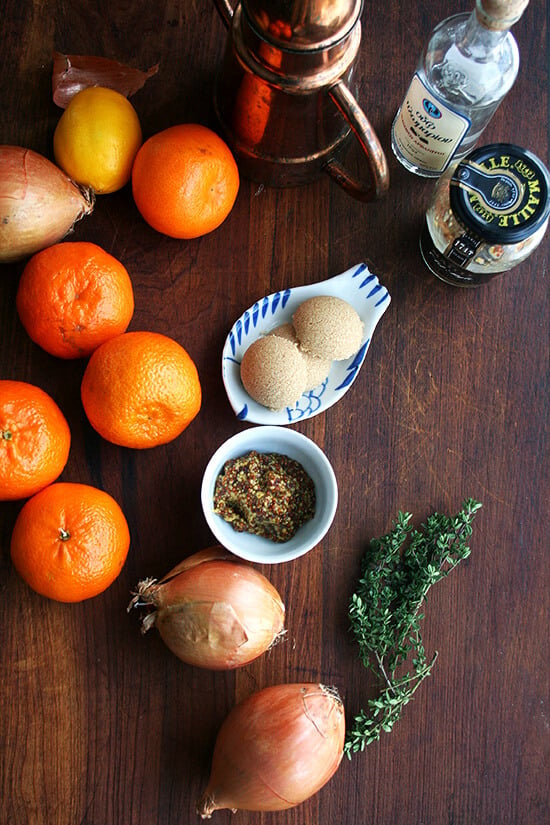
<box><xmin>1</xmin><ymin>1</ymin><xmax>548</xmax><ymax>824</ymax></box>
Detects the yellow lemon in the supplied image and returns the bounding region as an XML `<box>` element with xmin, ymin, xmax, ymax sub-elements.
<box><xmin>53</xmin><ymin>87</ymin><xmax>142</xmax><ymax>194</ymax></box>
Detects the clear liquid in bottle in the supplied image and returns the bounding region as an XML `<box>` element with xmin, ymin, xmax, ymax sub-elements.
<box><xmin>391</xmin><ymin>1</ymin><xmax>526</xmax><ymax>177</ymax></box>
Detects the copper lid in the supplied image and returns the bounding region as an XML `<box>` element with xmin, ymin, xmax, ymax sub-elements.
<box><xmin>242</xmin><ymin>0</ymin><xmax>363</xmax><ymax>50</ymax></box>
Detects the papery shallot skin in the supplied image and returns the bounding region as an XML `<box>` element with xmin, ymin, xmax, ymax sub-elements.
<box><xmin>0</xmin><ymin>146</ymin><xmax>94</xmax><ymax>263</ymax></box>
<box><xmin>52</xmin><ymin>52</ymin><xmax>159</xmax><ymax>108</ymax></box>
<box><xmin>196</xmin><ymin>682</ymin><xmax>345</xmax><ymax>817</ymax></box>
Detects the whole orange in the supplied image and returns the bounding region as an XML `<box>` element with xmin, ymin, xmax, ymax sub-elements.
<box><xmin>16</xmin><ymin>242</ymin><xmax>135</xmax><ymax>359</ymax></box>
<box><xmin>10</xmin><ymin>482</ymin><xmax>130</xmax><ymax>602</ymax></box>
<box><xmin>0</xmin><ymin>380</ymin><xmax>71</xmax><ymax>501</ymax></box>
<box><xmin>131</xmin><ymin>123</ymin><xmax>239</xmax><ymax>239</ymax></box>
<box><xmin>80</xmin><ymin>331</ymin><xmax>201</xmax><ymax>448</ymax></box>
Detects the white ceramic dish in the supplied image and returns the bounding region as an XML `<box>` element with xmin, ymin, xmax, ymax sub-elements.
<box><xmin>200</xmin><ymin>426</ymin><xmax>338</xmax><ymax>564</ymax></box>
<box><xmin>222</xmin><ymin>262</ymin><xmax>390</xmax><ymax>425</ymax></box>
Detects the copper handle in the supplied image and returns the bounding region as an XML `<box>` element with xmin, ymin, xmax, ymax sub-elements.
<box><xmin>326</xmin><ymin>80</ymin><xmax>389</xmax><ymax>202</ymax></box>
<box><xmin>213</xmin><ymin>0</ymin><xmax>234</xmax><ymax>27</ymax></box>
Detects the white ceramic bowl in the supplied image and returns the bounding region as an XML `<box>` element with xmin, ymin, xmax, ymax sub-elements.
<box><xmin>201</xmin><ymin>426</ymin><xmax>338</xmax><ymax>564</ymax></box>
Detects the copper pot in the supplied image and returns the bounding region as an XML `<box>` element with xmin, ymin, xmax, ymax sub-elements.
<box><xmin>213</xmin><ymin>0</ymin><xmax>389</xmax><ymax>201</ymax></box>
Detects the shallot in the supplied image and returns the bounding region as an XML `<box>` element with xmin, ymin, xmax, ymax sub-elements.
<box><xmin>0</xmin><ymin>146</ymin><xmax>94</xmax><ymax>263</ymax></box>
<box><xmin>128</xmin><ymin>546</ymin><xmax>285</xmax><ymax>670</ymax></box>
<box><xmin>196</xmin><ymin>682</ymin><xmax>345</xmax><ymax>817</ymax></box>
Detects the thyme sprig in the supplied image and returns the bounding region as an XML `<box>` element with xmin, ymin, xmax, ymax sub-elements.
<box><xmin>345</xmin><ymin>498</ymin><xmax>482</xmax><ymax>758</ymax></box>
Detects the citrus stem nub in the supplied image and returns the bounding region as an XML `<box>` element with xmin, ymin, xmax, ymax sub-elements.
<box><xmin>59</xmin><ymin>528</ymin><xmax>71</xmax><ymax>541</ymax></box>
<box><xmin>1</xmin><ymin>429</ymin><xmax>13</xmax><ymax>440</ymax></box>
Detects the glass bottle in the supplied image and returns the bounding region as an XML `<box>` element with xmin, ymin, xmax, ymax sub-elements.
<box><xmin>391</xmin><ymin>0</ymin><xmax>529</xmax><ymax>178</ymax></box>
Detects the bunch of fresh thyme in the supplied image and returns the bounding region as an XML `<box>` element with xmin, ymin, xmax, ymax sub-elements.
<box><xmin>344</xmin><ymin>498</ymin><xmax>482</xmax><ymax>758</ymax></box>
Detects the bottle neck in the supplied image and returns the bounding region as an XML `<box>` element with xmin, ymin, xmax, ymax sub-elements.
<box><xmin>474</xmin><ymin>0</ymin><xmax>528</xmax><ymax>31</ymax></box>
<box><xmin>459</xmin><ymin>4</ymin><xmax>512</xmax><ymax>57</ymax></box>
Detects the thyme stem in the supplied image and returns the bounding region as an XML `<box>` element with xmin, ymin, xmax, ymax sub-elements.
<box><xmin>344</xmin><ymin>498</ymin><xmax>482</xmax><ymax>758</ymax></box>
<box><xmin>374</xmin><ymin>651</ymin><xmax>396</xmax><ymax>694</ymax></box>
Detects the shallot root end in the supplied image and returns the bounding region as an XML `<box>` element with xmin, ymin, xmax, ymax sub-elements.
<box><xmin>196</xmin><ymin>792</ymin><xmax>237</xmax><ymax>819</ymax></box>
<box><xmin>269</xmin><ymin>628</ymin><xmax>288</xmax><ymax>650</ymax></box>
<box><xmin>127</xmin><ymin>577</ymin><xmax>158</xmax><ymax>612</ymax></box>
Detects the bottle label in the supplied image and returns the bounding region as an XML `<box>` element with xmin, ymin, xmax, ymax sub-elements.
<box><xmin>393</xmin><ymin>74</ymin><xmax>471</xmax><ymax>173</ymax></box>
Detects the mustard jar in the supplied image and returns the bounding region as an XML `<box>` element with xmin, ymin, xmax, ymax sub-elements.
<box><xmin>420</xmin><ymin>143</ymin><xmax>550</xmax><ymax>286</ymax></box>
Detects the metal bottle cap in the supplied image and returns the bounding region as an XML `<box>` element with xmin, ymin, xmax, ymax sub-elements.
<box><xmin>450</xmin><ymin>143</ymin><xmax>550</xmax><ymax>245</ymax></box>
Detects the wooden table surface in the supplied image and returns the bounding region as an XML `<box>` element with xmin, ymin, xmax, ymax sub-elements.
<box><xmin>1</xmin><ymin>1</ymin><xmax>548</xmax><ymax>824</ymax></box>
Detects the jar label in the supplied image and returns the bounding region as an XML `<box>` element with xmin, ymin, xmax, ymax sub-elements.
<box><xmin>419</xmin><ymin>222</ymin><xmax>494</xmax><ymax>286</ymax></box>
<box><xmin>393</xmin><ymin>74</ymin><xmax>470</xmax><ymax>173</ymax></box>
<box><xmin>445</xmin><ymin>232</ymin><xmax>480</xmax><ymax>266</ymax></box>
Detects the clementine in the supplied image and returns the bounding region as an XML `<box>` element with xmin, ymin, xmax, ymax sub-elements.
<box><xmin>16</xmin><ymin>242</ymin><xmax>135</xmax><ymax>359</ymax></box>
<box><xmin>80</xmin><ymin>331</ymin><xmax>201</xmax><ymax>448</ymax></box>
<box><xmin>0</xmin><ymin>380</ymin><xmax>71</xmax><ymax>501</ymax></box>
<box><xmin>131</xmin><ymin>123</ymin><xmax>239</xmax><ymax>239</ymax></box>
<box><xmin>10</xmin><ymin>482</ymin><xmax>130</xmax><ymax>602</ymax></box>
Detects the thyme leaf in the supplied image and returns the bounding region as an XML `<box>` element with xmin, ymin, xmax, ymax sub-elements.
<box><xmin>344</xmin><ymin>498</ymin><xmax>482</xmax><ymax>757</ymax></box>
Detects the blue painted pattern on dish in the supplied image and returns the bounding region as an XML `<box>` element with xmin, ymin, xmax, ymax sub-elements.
<box><xmin>222</xmin><ymin>263</ymin><xmax>390</xmax><ymax>426</ymax></box>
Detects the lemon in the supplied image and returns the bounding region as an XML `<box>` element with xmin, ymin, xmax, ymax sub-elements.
<box><xmin>53</xmin><ymin>87</ymin><xmax>142</xmax><ymax>194</ymax></box>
